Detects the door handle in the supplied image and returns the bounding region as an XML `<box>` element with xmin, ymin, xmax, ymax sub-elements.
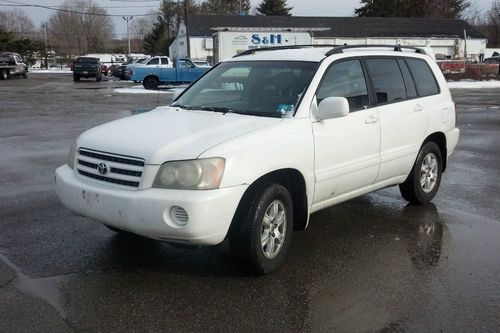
<box><xmin>365</xmin><ymin>115</ymin><xmax>378</xmax><ymax>124</ymax></box>
<box><xmin>414</xmin><ymin>104</ymin><xmax>424</xmax><ymax>112</ymax></box>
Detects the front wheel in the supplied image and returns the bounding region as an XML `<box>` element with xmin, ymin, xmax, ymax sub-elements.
<box><xmin>0</xmin><ymin>70</ymin><xmax>8</xmax><ymax>80</ymax></box>
<box><xmin>399</xmin><ymin>141</ymin><xmax>442</xmax><ymax>204</ymax></box>
<box><xmin>230</xmin><ymin>183</ymin><xmax>293</xmax><ymax>274</ymax></box>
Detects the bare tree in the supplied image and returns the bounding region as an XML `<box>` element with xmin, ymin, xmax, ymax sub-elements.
<box><xmin>0</xmin><ymin>9</ymin><xmax>36</xmax><ymax>39</ymax></box>
<box><xmin>47</xmin><ymin>0</ymin><xmax>115</xmax><ymax>55</ymax></box>
<box><xmin>131</xmin><ymin>14</ymin><xmax>156</xmax><ymax>41</ymax></box>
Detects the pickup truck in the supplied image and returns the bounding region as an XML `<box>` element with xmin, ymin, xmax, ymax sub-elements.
<box><xmin>72</xmin><ymin>57</ymin><xmax>102</xmax><ymax>82</ymax></box>
<box><xmin>128</xmin><ymin>58</ymin><xmax>209</xmax><ymax>90</ymax></box>
<box><xmin>0</xmin><ymin>52</ymin><xmax>28</xmax><ymax>80</ymax></box>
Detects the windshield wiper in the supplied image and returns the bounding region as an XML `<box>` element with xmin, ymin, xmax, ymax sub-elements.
<box><xmin>236</xmin><ymin>110</ymin><xmax>283</xmax><ymax>118</ymax></box>
<box><xmin>197</xmin><ymin>106</ymin><xmax>237</xmax><ymax>114</ymax></box>
<box><xmin>171</xmin><ymin>104</ymin><xmax>192</xmax><ymax>110</ymax></box>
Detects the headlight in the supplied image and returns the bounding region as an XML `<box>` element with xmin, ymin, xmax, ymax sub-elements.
<box><xmin>67</xmin><ymin>140</ymin><xmax>77</xmax><ymax>169</ymax></box>
<box><xmin>153</xmin><ymin>158</ymin><xmax>225</xmax><ymax>190</ymax></box>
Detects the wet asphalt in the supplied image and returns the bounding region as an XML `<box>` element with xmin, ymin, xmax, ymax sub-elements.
<box><xmin>0</xmin><ymin>73</ymin><xmax>499</xmax><ymax>332</ymax></box>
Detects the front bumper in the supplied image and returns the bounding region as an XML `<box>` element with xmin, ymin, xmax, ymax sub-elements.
<box><xmin>55</xmin><ymin>165</ymin><xmax>247</xmax><ymax>245</ymax></box>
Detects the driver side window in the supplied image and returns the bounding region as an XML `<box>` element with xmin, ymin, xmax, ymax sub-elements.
<box><xmin>317</xmin><ymin>60</ymin><xmax>369</xmax><ymax>112</ymax></box>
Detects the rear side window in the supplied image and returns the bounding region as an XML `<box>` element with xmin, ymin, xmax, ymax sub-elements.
<box><xmin>397</xmin><ymin>59</ymin><xmax>417</xmax><ymax>99</ymax></box>
<box><xmin>317</xmin><ymin>60</ymin><xmax>369</xmax><ymax>111</ymax></box>
<box><xmin>365</xmin><ymin>58</ymin><xmax>406</xmax><ymax>104</ymax></box>
<box><xmin>147</xmin><ymin>58</ymin><xmax>159</xmax><ymax>65</ymax></box>
<box><xmin>161</xmin><ymin>57</ymin><xmax>170</xmax><ymax>65</ymax></box>
<box><xmin>406</xmin><ymin>59</ymin><xmax>439</xmax><ymax>96</ymax></box>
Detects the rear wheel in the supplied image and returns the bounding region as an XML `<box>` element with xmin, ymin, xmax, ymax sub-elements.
<box><xmin>73</xmin><ymin>74</ymin><xmax>80</xmax><ymax>82</ymax></box>
<box><xmin>399</xmin><ymin>141</ymin><xmax>442</xmax><ymax>204</ymax></box>
<box><xmin>1</xmin><ymin>70</ymin><xmax>8</xmax><ymax>80</ymax></box>
<box><xmin>230</xmin><ymin>183</ymin><xmax>293</xmax><ymax>274</ymax></box>
<box><xmin>143</xmin><ymin>76</ymin><xmax>159</xmax><ymax>90</ymax></box>
<box><xmin>96</xmin><ymin>75</ymin><xmax>102</xmax><ymax>82</ymax></box>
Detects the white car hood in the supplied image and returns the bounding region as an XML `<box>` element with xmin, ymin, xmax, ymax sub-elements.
<box><xmin>78</xmin><ymin>106</ymin><xmax>282</xmax><ymax>164</ymax></box>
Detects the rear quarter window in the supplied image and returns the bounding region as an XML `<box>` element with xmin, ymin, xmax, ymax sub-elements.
<box><xmin>405</xmin><ymin>59</ymin><xmax>440</xmax><ymax>97</ymax></box>
<box><xmin>365</xmin><ymin>58</ymin><xmax>407</xmax><ymax>104</ymax></box>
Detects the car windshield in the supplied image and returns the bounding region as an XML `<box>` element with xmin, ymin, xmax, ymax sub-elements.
<box><xmin>172</xmin><ymin>61</ymin><xmax>319</xmax><ymax>118</ymax></box>
<box><xmin>75</xmin><ymin>57</ymin><xmax>98</xmax><ymax>64</ymax></box>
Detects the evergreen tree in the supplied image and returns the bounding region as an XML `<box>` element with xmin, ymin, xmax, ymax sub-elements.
<box><xmin>355</xmin><ymin>0</ymin><xmax>470</xmax><ymax>19</ymax></box>
<box><xmin>257</xmin><ymin>0</ymin><xmax>292</xmax><ymax>16</ymax></box>
<box><xmin>143</xmin><ymin>17</ymin><xmax>170</xmax><ymax>55</ymax></box>
<box><xmin>201</xmin><ymin>0</ymin><xmax>251</xmax><ymax>15</ymax></box>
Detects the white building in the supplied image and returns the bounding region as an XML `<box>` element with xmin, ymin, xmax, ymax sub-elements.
<box><xmin>169</xmin><ymin>15</ymin><xmax>487</xmax><ymax>64</ymax></box>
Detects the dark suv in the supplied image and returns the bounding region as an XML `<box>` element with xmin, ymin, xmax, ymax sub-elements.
<box><xmin>72</xmin><ymin>57</ymin><xmax>102</xmax><ymax>82</ymax></box>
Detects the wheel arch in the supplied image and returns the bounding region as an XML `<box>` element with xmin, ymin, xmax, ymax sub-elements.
<box><xmin>423</xmin><ymin>132</ymin><xmax>447</xmax><ymax>172</ymax></box>
<box><xmin>228</xmin><ymin>168</ymin><xmax>309</xmax><ymax>237</ymax></box>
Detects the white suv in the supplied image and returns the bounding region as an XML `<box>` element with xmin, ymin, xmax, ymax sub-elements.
<box><xmin>55</xmin><ymin>45</ymin><xmax>459</xmax><ymax>274</ymax></box>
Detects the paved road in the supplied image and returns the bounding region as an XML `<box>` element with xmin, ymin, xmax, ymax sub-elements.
<box><xmin>0</xmin><ymin>73</ymin><xmax>499</xmax><ymax>332</ymax></box>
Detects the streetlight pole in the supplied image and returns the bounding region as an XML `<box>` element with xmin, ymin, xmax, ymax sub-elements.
<box><xmin>42</xmin><ymin>23</ymin><xmax>48</xmax><ymax>69</ymax></box>
<box><xmin>122</xmin><ymin>16</ymin><xmax>133</xmax><ymax>56</ymax></box>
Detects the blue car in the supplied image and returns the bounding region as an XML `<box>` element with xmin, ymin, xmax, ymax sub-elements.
<box><xmin>128</xmin><ymin>58</ymin><xmax>210</xmax><ymax>90</ymax></box>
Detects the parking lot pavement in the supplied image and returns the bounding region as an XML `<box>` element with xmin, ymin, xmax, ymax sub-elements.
<box><xmin>0</xmin><ymin>74</ymin><xmax>499</xmax><ymax>332</ymax></box>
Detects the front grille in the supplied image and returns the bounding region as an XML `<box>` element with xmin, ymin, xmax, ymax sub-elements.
<box><xmin>76</xmin><ymin>148</ymin><xmax>145</xmax><ymax>189</ymax></box>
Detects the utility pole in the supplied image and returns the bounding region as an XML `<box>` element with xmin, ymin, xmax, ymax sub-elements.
<box><xmin>122</xmin><ymin>16</ymin><xmax>134</xmax><ymax>56</ymax></box>
<box><xmin>42</xmin><ymin>23</ymin><xmax>48</xmax><ymax>69</ymax></box>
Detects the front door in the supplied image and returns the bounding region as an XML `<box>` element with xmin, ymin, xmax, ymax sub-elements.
<box><xmin>312</xmin><ymin>59</ymin><xmax>381</xmax><ymax>205</ymax></box>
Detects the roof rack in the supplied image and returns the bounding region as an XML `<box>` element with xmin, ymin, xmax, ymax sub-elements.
<box><xmin>233</xmin><ymin>44</ymin><xmax>338</xmax><ymax>58</ymax></box>
<box><xmin>326</xmin><ymin>45</ymin><xmax>427</xmax><ymax>56</ymax></box>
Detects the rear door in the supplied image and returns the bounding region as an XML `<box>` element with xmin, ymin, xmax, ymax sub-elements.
<box><xmin>365</xmin><ymin>57</ymin><xmax>431</xmax><ymax>182</ymax></box>
<box><xmin>312</xmin><ymin>59</ymin><xmax>381</xmax><ymax>204</ymax></box>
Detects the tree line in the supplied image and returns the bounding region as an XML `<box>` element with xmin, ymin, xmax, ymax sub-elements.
<box><xmin>1</xmin><ymin>0</ymin><xmax>499</xmax><ymax>63</ymax></box>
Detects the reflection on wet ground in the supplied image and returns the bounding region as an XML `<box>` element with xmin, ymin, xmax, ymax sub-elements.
<box><xmin>0</xmin><ymin>77</ymin><xmax>499</xmax><ymax>332</ymax></box>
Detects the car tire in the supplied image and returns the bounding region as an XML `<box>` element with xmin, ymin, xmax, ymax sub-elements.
<box><xmin>143</xmin><ymin>76</ymin><xmax>159</xmax><ymax>90</ymax></box>
<box><xmin>399</xmin><ymin>141</ymin><xmax>442</xmax><ymax>205</ymax></box>
<box><xmin>96</xmin><ymin>76</ymin><xmax>102</xmax><ymax>82</ymax></box>
<box><xmin>73</xmin><ymin>74</ymin><xmax>80</xmax><ymax>82</ymax></box>
<box><xmin>0</xmin><ymin>70</ymin><xmax>6</xmax><ymax>80</ymax></box>
<box><xmin>229</xmin><ymin>183</ymin><xmax>293</xmax><ymax>274</ymax></box>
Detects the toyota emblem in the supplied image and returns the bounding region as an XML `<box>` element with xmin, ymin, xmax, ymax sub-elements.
<box><xmin>97</xmin><ymin>162</ymin><xmax>109</xmax><ymax>175</ymax></box>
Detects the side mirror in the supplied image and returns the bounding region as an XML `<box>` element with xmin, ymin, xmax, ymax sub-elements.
<box><xmin>315</xmin><ymin>97</ymin><xmax>350</xmax><ymax>120</ymax></box>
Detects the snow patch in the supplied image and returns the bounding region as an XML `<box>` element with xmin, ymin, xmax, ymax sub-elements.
<box><xmin>113</xmin><ymin>85</ymin><xmax>186</xmax><ymax>95</ymax></box>
<box><xmin>447</xmin><ymin>80</ymin><xmax>500</xmax><ymax>89</ymax></box>
<box><xmin>29</xmin><ymin>69</ymin><xmax>73</xmax><ymax>74</ymax></box>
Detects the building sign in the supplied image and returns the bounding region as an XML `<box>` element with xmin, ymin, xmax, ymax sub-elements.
<box><xmin>218</xmin><ymin>31</ymin><xmax>312</xmax><ymax>61</ymax></box>
<box><xmin>251</xmin><ymin>34</ymin><xmax>288</xmax><ymax>45</ymax></box>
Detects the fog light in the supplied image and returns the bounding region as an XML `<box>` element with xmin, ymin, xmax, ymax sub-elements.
<box><xmin>170</xmin><ymin>206</ymin><xmax>189</xmax><ymax>226</ymax></box>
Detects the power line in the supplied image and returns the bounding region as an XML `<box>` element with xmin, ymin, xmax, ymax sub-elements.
<box><xmin>0</xmin><ymin>0</ymin><xmax>160</xmax><ymax>17</ymax></box>
<box><xmin>0</xmin><ymin>4</ymin><xmax>160</xmax><ymax>9</ymax></box>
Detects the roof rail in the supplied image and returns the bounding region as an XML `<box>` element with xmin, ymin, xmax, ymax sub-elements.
<box><xmin>233</xmin><ymin>44</ymin><xmax>338</xmax><ymax>58</ymax></box>
<box><xmin>326</xmin><ymin>45</ymin><xmax>427</xmax><ymax>56</ymax></box>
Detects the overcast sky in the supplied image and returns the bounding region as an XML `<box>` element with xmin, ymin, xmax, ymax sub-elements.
<box><xmin>0</xmin><ymin>0</ymin><xmax>495</xmax><ymax>38</ymax></box>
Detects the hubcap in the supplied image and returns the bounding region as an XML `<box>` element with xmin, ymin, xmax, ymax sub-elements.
<box><xmin>420</xmin><ymin>153</ymin><xmax>438</xmax><ymax>193</ymax></box>
<box><xmin>261</xmin><ymin>200</ymin><xmax>286</xmax><ymax>259</ymax></box>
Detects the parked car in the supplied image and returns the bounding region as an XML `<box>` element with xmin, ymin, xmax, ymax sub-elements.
<box><xmin>128</xmin><ymin>58</ymin><xmax>209</xmax><ymax>89</ymax></box>
<box><xmin>100</xmin><ymin>64</ymin><xmax>109</xmax><ymax>76</ymax></box>
<box><xmin>112</xmin><ymin>64</ymin><xmax>129</xmax><ymax>80</ymax></box>
<box><xmin>72</xmin><ymin>57</ymin><xmax>102</xmax><ymax>82</ymax></box>
<box><xmin>55</xmin><ymin>45</ymin><xmax>459</xmax><ymax>274</ymax></box>
<box><xmin>0</xmin><ymin>52</ymin><xmax>28</xmax><ymax>79</ymax></box>
<box><xmin>483</xmin><ymin>56</ymin><xmax>500</xmax><ymax>75</ymax></box>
